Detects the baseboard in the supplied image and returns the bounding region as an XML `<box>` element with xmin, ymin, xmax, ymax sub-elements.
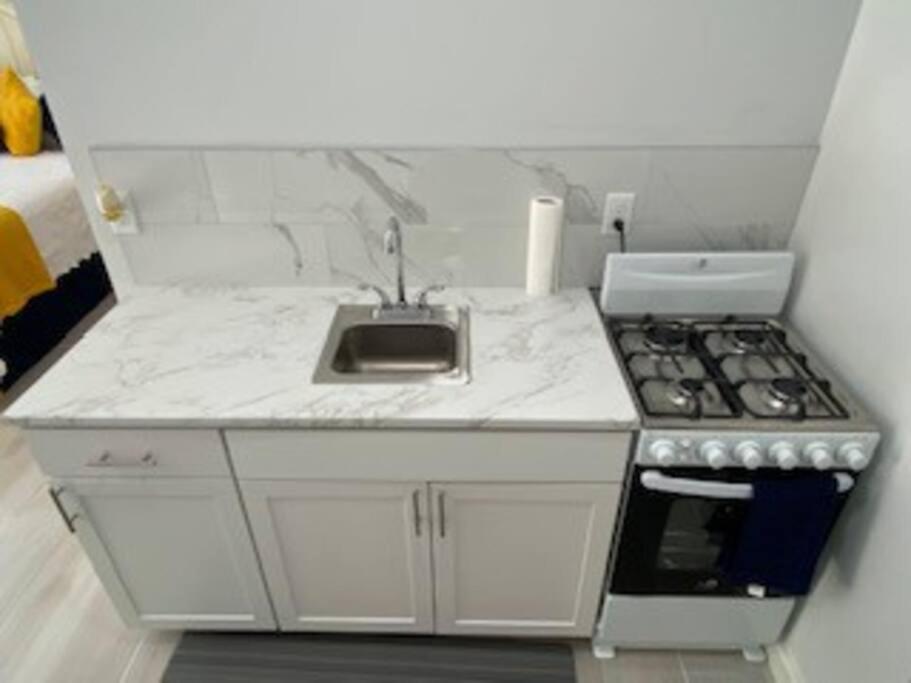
<box><xmin>768</xmin><ymin>643</ymin><xmax>806</xmax><ymax>683</ymax></box>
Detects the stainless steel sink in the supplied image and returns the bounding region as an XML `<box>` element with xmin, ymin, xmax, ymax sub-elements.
<box><xmin>313</xmin><ymin>305</ymin><xmax>470</xmax><ymax>384</ymax></box>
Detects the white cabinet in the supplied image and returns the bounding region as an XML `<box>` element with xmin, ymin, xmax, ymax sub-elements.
<box><xmin>34</xmin><ymin>427</ymin><xmax>629</xmax><ymax>638</ymax></box>
<box><xmin>227</xmin><ymin>430</ymin><xmax>629</xmax><ymax>483</ymax></box>
<box><xmin>29</xmin><ymin>428</ymin><xmax>230</xmax><ymax>478</ymax></box>
<box><xmin>51</xmin><ymin>477</ymin><xmax>275</xmax><ymax>630</ymax></box>
<box><xmin>240</xmin><ymin>481</ymin><xmax>434</xmax><ymax>633</ymax></box>
<box><xmin>239</xmin><ymin>478</ymin><xmax>620</xmax><ymax>637</ymax></box>
<box><xmin>431</xmin><ymin>483</ymin><xmax>620</xmax><ymax>637</ymax></box>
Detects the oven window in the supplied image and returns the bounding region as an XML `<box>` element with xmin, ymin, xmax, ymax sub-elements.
<box><xmin>611</xmin><ymin>467</ymin><xmax>768</xmax><ymax>596</ymax></box>
<box><xmin>657</xmin><ymin>498</ymin><xmax>739</xmax><ymax>571</ymax></box>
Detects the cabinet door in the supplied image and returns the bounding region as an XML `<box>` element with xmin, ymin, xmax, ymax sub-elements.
<box><xmin>431</xmin><ymin>483</ymin><xmax>620</xmax><ymax>637</ymax></box>
<box><xmin>240</xmin><ymin>481</ymin><xmax>434</xmax><ymax>633</ymax></box>
<box><xmin>55</xmin><ymin>477</ymin><xmax>275</xmax><ymax>630</ymax></box>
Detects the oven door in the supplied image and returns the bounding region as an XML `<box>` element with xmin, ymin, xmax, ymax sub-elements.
<box><xmin>610</xmin><ymin>466</ymin><xmax>778</xmax><ymax>598</ymax></box>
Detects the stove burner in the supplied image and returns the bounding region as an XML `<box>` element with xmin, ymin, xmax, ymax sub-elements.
<box><xmin>667</xmin><ymin>379</ymin><xmax>704</xmax><ymax>407</ymax></box>
<box><xmin>732</xmin><ymin>328</ymin><xmax>769</xmax><ymax>350</ymax></box>
<box><xmin>768</xmin><ymin>377</ymin><xmax>808</xmax><ymax>402</ymax></box>
<box><xmin>759</xmin><ymin>377</ymin><xmax>811</xmax><ymax>415</ymax></box>
<box><xmin>644</xmin><ymin>325</ymin><xmax>688</xmax><ymax>353</ymax></box>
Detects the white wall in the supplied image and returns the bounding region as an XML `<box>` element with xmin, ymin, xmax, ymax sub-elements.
<box><xmin>784</xmin><ymin>0</ymin><xmax>911</xmax><ymax>681</ymax></box>
<box><xmin>0</xmin><ymin>2</ymin><xmax>35</xmax><ymax>76</ymax></box>
<box><xmin>14</xmin><ymin>0</ymin><xmax>861</xmax><ymax>294</ymax></box>
<box><xmin>16</xmin><ymin>0</ymin><xmax>859</xmax><ymax>148</ymax></box>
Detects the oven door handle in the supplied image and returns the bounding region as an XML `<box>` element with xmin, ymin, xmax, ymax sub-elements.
<box><xmin>640</xmin><ymin>470</ymin><xmax>854</xmax><ymax>499</ymax></box>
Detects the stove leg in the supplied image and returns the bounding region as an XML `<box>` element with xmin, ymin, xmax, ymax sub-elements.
<box><xmin>742</xmin><ymin>646</ymin><xmax>767</xmax><ymax>663</ymax></box>
<box><xmin>592</xmin><ymin>643</ymin><xmax>617</xmax><ymax>660</ymax></box>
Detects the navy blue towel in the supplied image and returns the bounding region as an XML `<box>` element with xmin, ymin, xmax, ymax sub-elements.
<box><xmin>721</xmin><ymin>474</ymin><xmax>841</xmax><ymax>595</ymax></box>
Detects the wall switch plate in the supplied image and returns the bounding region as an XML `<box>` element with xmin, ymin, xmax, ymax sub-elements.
<box><xmin>601</xmin><ymin>192</ymin><xmax>636</xmax><ymax>235</ymax></box>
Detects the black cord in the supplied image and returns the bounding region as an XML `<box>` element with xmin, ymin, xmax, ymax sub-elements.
<box><xmin>613</xmin><ymin>218</ymin><xmax>627</xmax><ymax>253</ymax></box>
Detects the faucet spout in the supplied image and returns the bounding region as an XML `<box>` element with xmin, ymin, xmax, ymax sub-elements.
<box><xmin>384</xmin><ymin>216</ymin><xmax>407</xmax><ymax>306</ymax></box>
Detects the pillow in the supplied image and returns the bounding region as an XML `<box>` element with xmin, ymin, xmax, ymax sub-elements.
<box><xmin>0</xmin><ymin>67</ymin><xmax>43</xmax><ymax>156</ymax></box>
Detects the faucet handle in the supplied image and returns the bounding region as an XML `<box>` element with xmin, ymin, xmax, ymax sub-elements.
<box><xmin>416</xmin><ymin>284</ymin><xmax>446</xmax><ymax>308</ymax></box>
<box><xmin>358</xmin><ymin>282</ymin><xmax>393</xmax><ymax>308</ymax></box>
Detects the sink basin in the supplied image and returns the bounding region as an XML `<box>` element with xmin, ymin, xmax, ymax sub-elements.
<box><xmin>313</xmin><ymin>305</ymin><xmax>470</xmax><ymax>384</ymax></box>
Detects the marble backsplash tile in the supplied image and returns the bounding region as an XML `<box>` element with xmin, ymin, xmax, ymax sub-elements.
<box><xmin>92</xmin><ymin>146</ymin><xmax>816</xmax><ymax>288</ymax></box>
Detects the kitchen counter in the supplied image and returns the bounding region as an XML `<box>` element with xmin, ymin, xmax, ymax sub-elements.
<box><xmin>3</xmin><ymin>286</ymin><xmax>638</xmax><ymax>430</ymax></box>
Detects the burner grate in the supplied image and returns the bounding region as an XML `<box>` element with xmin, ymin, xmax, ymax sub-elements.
<box><xmin>643</xmin><ymin>324</ymin><xmax>689</xmax><ymax>353</ymax></box>
<box><xmin>609</xmin><ymin>315</ymin><xmax>849</xmax><ymax>422</ymax></box>
<box><xmin>735</xmin><ymin>377</ymin><xmax>848</xmax><ymax>421</ymax></box>
<box><xmin>635</xmin><ymin>378</ymin><xmax>736</xmax><ymax>420</ymax></box>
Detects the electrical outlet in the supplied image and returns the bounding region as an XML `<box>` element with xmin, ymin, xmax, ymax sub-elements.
<box><xmin>601</xmin><ymin>192</ymin><xmax>636</xmax><ymax>235</ymax></box>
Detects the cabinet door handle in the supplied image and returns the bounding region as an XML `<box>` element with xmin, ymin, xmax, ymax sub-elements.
<box><xmin>411</xmin><ymin>489</ymin><xmax>422</xmax><ymax>537</ymax></box>
<box><xmin>48</xmin><ymin>486</ymin><xmax>79</xmax><ymax>534</ymax></box>
<box><xmin>437</xmin><ymin>491</ymin><xmax>446</xmax><ymax>538</ymax></box>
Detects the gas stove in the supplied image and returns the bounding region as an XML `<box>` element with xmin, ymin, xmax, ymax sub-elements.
<box><xmin>594</xmin><ymin>251</ymin><xmax>881</xmax><ymax>662</ymax></box>
<box><xmin>599</xmin><ymin>253</ymin><xmax>879</xmax><ymax>471</ymax></box>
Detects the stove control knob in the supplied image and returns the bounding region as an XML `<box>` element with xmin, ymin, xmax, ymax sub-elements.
<box><xmin>770</xmin><ymin>442</ymin><xmax>799</xmax><ymax>470</ymax></box>
<box><xmin>804</xmin><ymin>442</ymin><xmax>834</xmax><ymax>470</ymax></box>
<box><xmin>838</xmin><ymin>443</ymin><xmax>870</xmax><ymax>471</ymax></box>
<box><xmin>649</xmin><ymin>439</ymin><xmax>678</xmax><ymax>466</ymax></box>
<box><xmin>700</xmin><ymin>440</ymin><xmax>730</xmax><ymax>469</ymax></box>
<box><xmin>734</xmin><ymin>441</ymin><xmax>764</xmax><ymax>470</ymax></box>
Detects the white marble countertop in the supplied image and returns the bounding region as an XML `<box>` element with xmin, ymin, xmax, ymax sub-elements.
<box><xmin>4</xmin><ymin>287</ymin><xmax>639</xmax><ymax>431</ymax></box>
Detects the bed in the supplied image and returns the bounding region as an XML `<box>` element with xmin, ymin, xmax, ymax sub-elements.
<box><xmin>0</xmin><ymin>152</ymin><xmax>112</xmax><ymax>390</ymax></box>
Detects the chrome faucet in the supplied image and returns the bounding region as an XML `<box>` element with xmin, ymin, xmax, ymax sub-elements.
<box><xmin>384</xmin><ymin>216</ymin><xmax>407</xmax><ymax>307</ymax></box>
<box><xmin>358</xmin><ymin>216</ymin><xmax>445</xmax><ymax>316</ymax></box>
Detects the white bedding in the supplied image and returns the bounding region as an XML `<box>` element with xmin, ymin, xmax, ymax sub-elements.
<box><xmin>0</xmin><ymin>152</ymin><xmax>97</xmax><ymax>279</ymax></box>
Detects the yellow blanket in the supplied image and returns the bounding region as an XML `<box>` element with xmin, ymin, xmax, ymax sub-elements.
<box><xmin>0</xmin><ymin>205</ymin><xmax>54</xmax><ymax>318</ymax></box>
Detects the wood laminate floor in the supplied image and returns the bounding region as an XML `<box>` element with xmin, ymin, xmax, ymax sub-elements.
<box><xmin>0</xmin><ymin>423</ymin><xmax>180</xmax><ymax>683</ymax></box>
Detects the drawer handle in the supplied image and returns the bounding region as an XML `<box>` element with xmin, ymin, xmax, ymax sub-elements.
<box><xmin>48</xmin><ymin>486</ymin><xmax>79</xmax><ymax>534</ymax></box>
<box><xmin>86</xmin><ymin>450</ymin><xmax>158</xmax><ymax>468</ymax></box>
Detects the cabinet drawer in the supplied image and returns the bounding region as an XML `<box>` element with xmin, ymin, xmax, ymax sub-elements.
<box><xmin>26</xmin><ymin>429</ymin><xmax>230</xmax><ymax>478</ymax></box>
<box><xmin>227</xmin><ymin>430</ymin><xmax>631</xmax><ymax>482</ymax></box>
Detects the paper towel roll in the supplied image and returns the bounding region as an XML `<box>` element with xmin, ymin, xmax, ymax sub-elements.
<box><xmin>526</xmin><ymin>196</ymin><xmax>565</xmax><ymax>296</ymax></box>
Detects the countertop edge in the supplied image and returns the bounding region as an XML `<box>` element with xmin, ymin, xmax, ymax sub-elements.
<box><xmin>4</xmin><ymin>415</ymin><xmax>640</xmax><ymax>432</ymax></box>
